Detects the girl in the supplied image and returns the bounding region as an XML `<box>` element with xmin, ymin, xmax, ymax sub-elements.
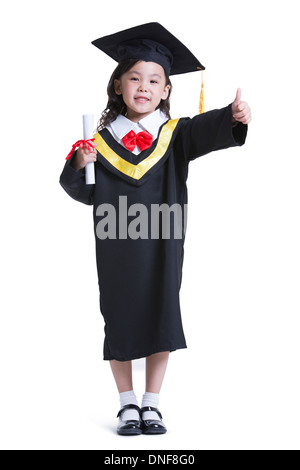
<box><xmin>60</xmin><ymin>22</ymin><xmax>251</xmax><ymax>436</ymax></box>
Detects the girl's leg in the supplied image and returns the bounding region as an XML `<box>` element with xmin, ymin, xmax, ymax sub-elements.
<box><xmin>110</xmin><ymin>360</ymin><xmax>140</xmax><ymax>423</ymax></box>
<box><xmin>142</xmin><ymin>351</ymin><xmax>169</xmax><ymax>427</ymax></box>
<box><xmin>145</xmin><ymin>351</ymin><xmax>170</xmax><ymax>393</ymax></box>
<box><xmin>110</xmin><ymin>359</ymin><xmax>133</xmax><ymax>393</ymax></box>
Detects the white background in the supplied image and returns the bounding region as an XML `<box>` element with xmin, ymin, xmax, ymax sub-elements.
<box><xmin>0</xmin><ymin>0</ymin><xmax>299</xmax><ymax>450</ymax></box>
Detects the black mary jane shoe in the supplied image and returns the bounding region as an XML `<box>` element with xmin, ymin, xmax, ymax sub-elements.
<box><xmin>117</xmin><ymin>404</ymin><xmax>143</xmax><ymax>436</ymax></box>
<box><xmin>140</xmin><ymin>406</ymin><xmax>167</xmax><ymax>435</ymax></box>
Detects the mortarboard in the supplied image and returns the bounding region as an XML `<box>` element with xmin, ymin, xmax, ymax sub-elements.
<box><xmin>92</xmin><ymin>22</ymin><xmax>205</xmax><ymax>113</ymax></box>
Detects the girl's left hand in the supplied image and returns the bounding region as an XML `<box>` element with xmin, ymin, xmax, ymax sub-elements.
<box><xmin>232</xmin><ymin>88</ymin><xmax>252</xmax><ymax>124</ymax></box>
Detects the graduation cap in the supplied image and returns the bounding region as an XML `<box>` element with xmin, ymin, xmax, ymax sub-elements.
<box><xmin>92</xmin><ymin>22</ymin><xmax>206</xmax><ymax>113</ymax></box>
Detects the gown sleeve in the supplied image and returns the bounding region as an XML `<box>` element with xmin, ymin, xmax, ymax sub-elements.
<box><xmin>177</xmin><ymin>103</ymin><xmax>248</xmax><ymax>162</ymax></box>
<box><xmin>59</xmin><ymin>151</ymin><xmax>94</xmax><ymax>205</ymax></box>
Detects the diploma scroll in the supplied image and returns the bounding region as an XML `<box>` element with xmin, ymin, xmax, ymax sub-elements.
<box><xmin>83</xmin><ymin>114</ymin><xmax>95</xmax><ymax>184</ymax></box>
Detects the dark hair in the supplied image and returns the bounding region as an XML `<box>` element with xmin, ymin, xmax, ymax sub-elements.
<box><xmin>97</xmin><ymin>59</ymin><xmax>172</xmax><ymax>131</ymax></box>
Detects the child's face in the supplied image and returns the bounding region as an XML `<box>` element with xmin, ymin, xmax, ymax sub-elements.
<box><xmin>114</xmin><ymin>61</ymin><xmax>170</xmax><ymax>122</ymax></box>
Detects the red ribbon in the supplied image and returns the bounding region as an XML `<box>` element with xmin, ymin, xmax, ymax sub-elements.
<box><xmin>122</xmin><ymin>130</ymin><xmax>153</xmax><ymax>152</ymax></box>
<box><xmin>65</xmin><ymin>138</ymin><xmax>95</xmax><ymax>160</ymax></box>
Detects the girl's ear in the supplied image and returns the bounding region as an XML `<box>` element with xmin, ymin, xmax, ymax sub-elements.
<box><xmin>114</xmin><ymin>79</ymin><xmax>122</xmax><ymax>95</ymax></box>
<box><xmin>161</xmin><ymin>84</ymin><xmax>170</xmax><ymax>101</ymax></box>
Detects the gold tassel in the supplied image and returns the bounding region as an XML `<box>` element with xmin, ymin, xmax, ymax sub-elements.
<box><xmin>199</xmin><ymin>70</ymin><xmax>205</xmax><ymax>114</ymax></box>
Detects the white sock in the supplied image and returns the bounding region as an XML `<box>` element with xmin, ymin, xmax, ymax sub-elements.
<box><xmin>119</xmin><ymin>390</ymin><xmax>140</xmax><ymax>421</ymax></box>
<box><xmin>141</xmin><ymin>392</ymin><xmax>161</xmax><ymax>420</ymax></box>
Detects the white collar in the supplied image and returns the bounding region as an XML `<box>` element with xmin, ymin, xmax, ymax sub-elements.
<box><xmin>107</xmin><ymin>109</ymin><xmax>168</xmax><ymax>141</ymax></box>
<box><xmin>139</xmin><ymin>109</ymin><xmax>169</xmax><ymax>136</ymax></box>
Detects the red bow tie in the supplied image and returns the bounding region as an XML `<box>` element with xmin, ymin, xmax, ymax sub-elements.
<box><xmin>122</xmin><ymin>130</ymin><xmax>153</xmax><ymax>152</ymax></box>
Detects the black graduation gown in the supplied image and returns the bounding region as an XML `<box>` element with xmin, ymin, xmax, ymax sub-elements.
<box><xmin>60</xmin><ymin>104</ymin><xmax>247</xmax><ymax>361</ymax></box>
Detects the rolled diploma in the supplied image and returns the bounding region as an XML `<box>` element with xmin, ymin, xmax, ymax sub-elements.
<box><xmin>83</xmin><ymin>114</ymin><xmax>95</xmax><ymax>184</ymax></box>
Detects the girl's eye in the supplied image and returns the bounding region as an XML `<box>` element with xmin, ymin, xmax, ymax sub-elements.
<box><xmin>150</xmin><ymin>80</ymin><xmax>158</xmax><ymax>84</ymax></box>
<box><xmin>130</xmin><ymin>77</ymin><xmax>139</xmax><ymax>81</ymax></box>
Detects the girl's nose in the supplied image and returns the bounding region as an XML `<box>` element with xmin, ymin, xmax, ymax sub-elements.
<box><xmin>138</xmin><ymin>82</ymin><xmax>148</xmax><ymax>92</ymax></box>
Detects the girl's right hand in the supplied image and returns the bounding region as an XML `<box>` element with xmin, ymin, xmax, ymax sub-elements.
<box><xmin>71</xmin><ymin>142</ymin><xmax>98</xmax><ymax>171</ymax></box>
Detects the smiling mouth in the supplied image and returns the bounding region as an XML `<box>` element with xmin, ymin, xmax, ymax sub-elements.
<box><xmin>134</xmin><ymin>97</ymin><xmax>150</xmax><ymax>103</ymax></box>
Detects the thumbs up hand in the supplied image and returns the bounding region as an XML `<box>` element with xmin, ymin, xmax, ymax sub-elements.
<box><xmin>232</xmin><ymin>88</ymin><xmax>252</xmax><ymax>125</ymax></box>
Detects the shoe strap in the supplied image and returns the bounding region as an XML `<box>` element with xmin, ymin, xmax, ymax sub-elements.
<box><xmin>117</xmin><ymin>404</ymin><xmax>141</xmax><ymax>418</ymax></box>
<box><xmin>140</xmin><ymin>406</ymin><xmax>163</xmax><ymax>419</ymax></box>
